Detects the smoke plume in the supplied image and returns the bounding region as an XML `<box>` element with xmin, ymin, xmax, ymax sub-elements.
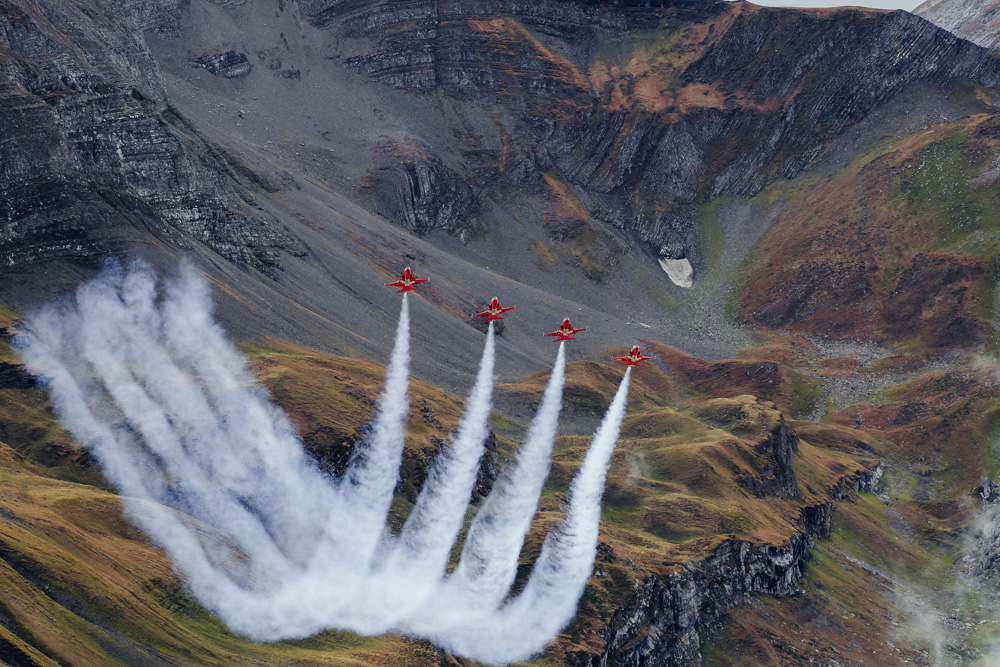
<box><xmin>18</xmin><ymin>263</ymin><xmax>631</xmax><ymax>663</ymax></box>
<box><xmin>448</xmin><ymin>342</ymin><xmax>567</xmax><ymax>609</ymax></box>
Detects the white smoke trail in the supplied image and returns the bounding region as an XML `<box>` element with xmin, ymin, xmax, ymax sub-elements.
<box><xmin>416</xmin><ymin>368</ymin><xmax>632</xmax><ymax>664</ymax></box>
<box><xmin>358</xmin><ymin>322</ymin><xmax>497</xmax><ymax>629</ymax></box>
<box><xmin>302</xmin><ymin>290</ymin><xmax>412</xmax><ymax>599</ymax></box>
<box><xmin>18</xmin><ymin>263</ymin><xmax>630</xmax><ymax>663</ymax></box>
<box><xmin>500</xmin><ymin>367</ymin><xmax>632</xmax><ymax>650</ymax></box>
<box><xmin>74</xmin><ymin>273</ymin><xmax>294</xmax><ymax>571</ymax></box>
<box><xmin>448</xmin><ymin>342</ymin><xmax>567</xmax><ymax>609</ymax></box>
<box><xmin>20</xmin><ymin>264</ymin><xmax>361</xmax><ymax>637</ymax></box>
<box><xmin>397</xmin><ymin>320</ymin><xmax>496</xmax><ymax>569</ymax></box>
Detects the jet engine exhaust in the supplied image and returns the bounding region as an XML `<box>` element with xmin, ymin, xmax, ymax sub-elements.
<box><xmin>18</xmin><ymin>263</ymin><xmax>629</xmax><ymax>663</ymax></box>
<box><xmin>414</xmin><ymin>366</ymin><xmax>632</xmax><ymax>663</ymax></box>
<box><xmin>360</xmin><ymin>320</ymin><xmax>498</xmax><ymax>628</ymax></box>
<box><xmin>447</xmin><ymin>341</ymin><xmax>568</xmax><ymax>609</ymax></box>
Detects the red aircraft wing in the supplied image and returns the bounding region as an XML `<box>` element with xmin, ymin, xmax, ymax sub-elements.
<box><xmin>385</xmin><ymin>266</ymin><xmax>428</xmax><ymax>293</ymax></box>
<box><xmin>545</xmin><ymin>318</ymin><xmax>585</xmax><ymax>341</ymax></box>
<box><xmin>475</xmin><ymin>298</ymin><xmax>515</xmax><ymax>321</ymax></box>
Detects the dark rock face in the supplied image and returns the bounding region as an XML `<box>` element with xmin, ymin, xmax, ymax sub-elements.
<box><xmin>195</xmin><ymin>50</ymin><xmax>252</xmax><ymax>78</ymax></box>
<box><xmin>592</xmin><ymin>461</ymin><xmax>884</xmax><ymax>667</ymax></box>
<box><xmin>596</xmin><ymin>528</ymin><xmax>816</xmax><ymax>667</ymax></box>
<box><xmin>0</xmin><ymin>0</ymin><xmax>289</xmax><ymax>274</ymax></box>
<box><xmin>366</xmin><ymin>138</ymin><xmax>479</xmax><ymax>237</ymax></box>
<box><xmin>834</xmin><ymin>461</ymin><xmax>884</xmax><ymax>498</ymax></box>
<box><xmin>399</xmin><ymin>431</ymin><xmax>501</xmax><ymax>505</ymax></box>
<box><xmin>738</xmin><ymin>416</ymin><xmax>800</xmax><ymax>499</ymax></box>
<box><xmin>304</xmin><ymin>426</ymin><xmax>357</xmax><ymax>477</ymax></box>
<box><xmin>981</xmin><ymin>476</ymin><xmax>1000</xmax><ymax>504</ymax></box>
<box><xmin>0</xmin><ymin>361</ymin><xmax>34</xmax><ymax>390</ymax></box>
<box><xmin>471</xmin><ymin>431</ymin><xmax>500</xmax><ymax>502</ymax></box>
<box><xmin>965</xmin><ymin>477</ymin><xmax>1000</xmax><ymax>579</ymax></box>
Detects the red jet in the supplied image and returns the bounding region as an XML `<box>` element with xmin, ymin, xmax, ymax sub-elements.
<box><xmin>475</xmin><ymin>297</ymin><xmax>515</xmax><ymax>321</ymax></box>
<box><xmin>544</xmin><ymin>317</ymin><xmax>586</xmax><ymax>341</ymax></box>
<box><xmin>385</xmin><ymin>266</ymin><xmax>428</xmax><ymax>293</ymax></box>
<box><xmin>614</xmin><ymin>345</ymin><xmax>654</xmax><ymax>367</ymax></box>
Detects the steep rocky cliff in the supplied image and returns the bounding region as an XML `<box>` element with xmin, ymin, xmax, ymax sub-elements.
<box><xmin>595</xmin><ymin>465</ymin><xmax>882</xmax><ymax>667</ymax></box>
<box><xmin>738</xmin><ymin>416</ymin><xmax>800</xmax><ymax>499</ymax></box>
<box><xmin>597</xmin><ymin>533</ymin><xmax>817</xmax><ymax>667</ymax></box>
<box><xmin>917</xmin><ymin>0</ymin><xmax>1000</xmax><ymax>50</ymax></box>
<box><xmin>0</xmin><ymin>0</ymin><xmax>288</xmax><ymax>274</ymax></box>
<box><xmin>6</xmin><ymin>0</ymin><xmax>998</xmax><ymax>292</ymax></box>
<box><xmin>294</xmin><ymin>0</ymin><xmax>1000</xmax><ymax>272</ymax></box>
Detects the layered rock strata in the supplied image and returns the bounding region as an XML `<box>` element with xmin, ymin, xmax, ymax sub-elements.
<box><xmin>0</xmin><ymin>0</ymin><xmax>288</xmax><ymax>273</ymax></box>
<box><xmin>594</xmin><ymin>464</ymin><xmax>883</xmax><ymax>667</ymax></box>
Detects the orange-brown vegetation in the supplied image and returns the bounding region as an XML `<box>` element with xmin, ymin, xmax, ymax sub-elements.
<box><xmin>539</xmin><ymin>173</ymin><xmax>621</xmax><ymax>281</ymax></box>
<box><xmin>739</xmin><ymin>112</ymin><xmax>1000</xmax><ymax>349</ymax></box>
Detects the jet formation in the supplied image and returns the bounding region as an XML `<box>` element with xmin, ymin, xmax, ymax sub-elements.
<box><xmin>384</xmin><ymin>266</ymin><xmax>650</xmax><ymax>367</ymax></box>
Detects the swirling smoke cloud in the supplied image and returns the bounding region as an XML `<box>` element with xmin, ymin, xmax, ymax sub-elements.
<box><xmin>18</xmin><ymin>263</ymin><xmax>631</xmax><ymax>664</ymax></box>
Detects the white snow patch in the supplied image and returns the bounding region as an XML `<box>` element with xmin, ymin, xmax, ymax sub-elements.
<box><xmin>658</xmin><ymin>257</ymin><xmax>693</xmax><ymax>288</ymax></box>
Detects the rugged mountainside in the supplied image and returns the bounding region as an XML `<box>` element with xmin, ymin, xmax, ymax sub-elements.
<box><xmin>4</xmin><ymin>0</ymin><xmax>1000</xmax><ymax>665</ymax></box>
<box><xmin>917</xmin><ymin>0</ymin><xmax>1000</xmax><ymax>50</ymax></box>
<box><xmin>0</xmin><ymin>0</ymin><xmax>288</xmax><ymax>273</ymax></box>
<box><xmin>6</xmin><ymin>0</ymin><xmax>1000</xmax><ymax>300</ymax></box>
<box><xmin>738</xmin><ymin>109</ymin><xmax>1000</xmax><ymax>348</ymax></box>
<box><xmin>191</xmin><ymin>0</ymin><xmax>1000</xmax><ymax>278</ymax></box>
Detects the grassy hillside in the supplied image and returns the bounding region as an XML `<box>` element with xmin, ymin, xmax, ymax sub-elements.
<box><xmin>3</xmin><ymin>293</ymin><xmax>1000</xmax><ymax>665</ymax></box>
<box><xmin>739</xmin><ymin>107</ymin><xmax>1000</xmax><ymax>351</ymax></box>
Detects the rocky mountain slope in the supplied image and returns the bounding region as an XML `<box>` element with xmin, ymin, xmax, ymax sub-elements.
<box><xmin>917</xmin><ymin>0</ymin><xmax>1000</xmax><ymax>50</ymax></box>
<box><xmin>0</xmin><ymin>0</ymin><xmax>288</xmax><ymax>272</ymax></box>
<box><xmin>4</xmin><ymin>0</ymin><xmax>1000</xmax><ymax>665</ymax></box>
<box><xmin>150</xmin><ymin>0</ymin><xmax>1000</xmax><ymax>289</ymax></box>
<box><xmin>2</xmin><ymin>0</ymin><xmax>999</xmax><ymax>391</ymax></box>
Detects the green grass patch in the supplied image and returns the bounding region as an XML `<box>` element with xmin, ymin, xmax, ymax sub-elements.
<box><xmin>974</xmin><ymin>401</ymin><xmax>1000</xmax><ymax>476</ymax></box>
<box><xmin>897</xmin><ymin>132</ymin><xmax>1000</xmax><ymax>252</ymax></box>
<box><xmin>787</xmin><ymin>369</ymin><xmax>824</xmax><ymax>419</ymax></box>
<box><xmin>699</xmin><ymin>627</ymin><xmax>728</xmax><ymax>666</ymax></box>
<box><xmin>979</xmin><ymin>274</ymin><xmax>998</xmax><ymax>323</ymax></box>
<box><xmin>697</xmin><ymin>197</ymin><xmax>726</xmax><ymax>289</ymax></box>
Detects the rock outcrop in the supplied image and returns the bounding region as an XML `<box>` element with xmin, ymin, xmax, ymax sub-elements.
<box><xmin>967</xmin><ymin>476</ymin><xmax>1000</xmax><ymax>580</ymax></box>
<box><xmin>596</xmin><ymin>511</ymin><xmax>823</xmax><ymax>667</ymax></box>
<box><xmin>471</xmin><ymin>431</ymin><xmax>500</xmax><ymax>502</ymax></box>
<box><xmin>366</xmin><ymin>138</ymin><xmax>479</xmax><ymax>237</ymax></box>
<box><xmin>594</xmin><ymin>461</ymin><xmax>883</xmax><ymax>667</ymax></box>
<box><xmin>916</xmin><ymin>0</ymin><xmax>1000</xmax><ymax>50</ymax></box>
<box><xmin>0</xmin><ymin>0</ymin><xmax>289</xmax><ymax>275</ymax></box>
<box><xmin>981</xmin><ymin>476</ymin><xmax>1000</xmax><ymax>504</ymax></box>
<box><xmin>738</xmin><ymin>416</ymin><xmax>800</xmax><ymax>499</ymax></box>
<box><xmin>195</xmin><ymin>50</ymin><xmax>252</xmax><ymax>78</ymax></box>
